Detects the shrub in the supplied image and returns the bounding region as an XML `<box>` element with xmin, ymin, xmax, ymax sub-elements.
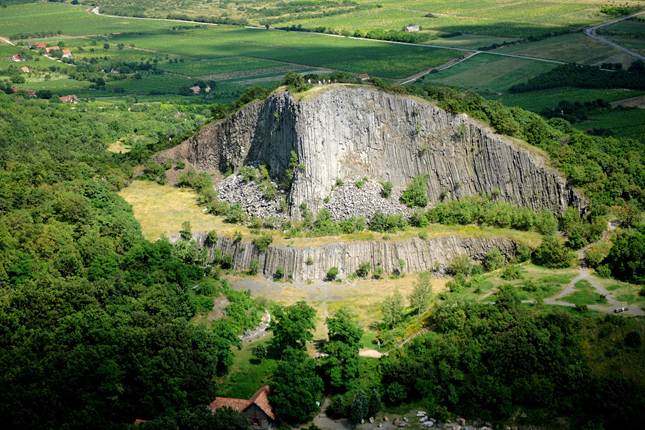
<box><xmin>240</xmin><ymin>165</ymin><xmax>257</xmax><ymax>182</ymax></box>
<box><xmin>176</xmin><ymin>159</ymin><xmax>186</xmax><ymax>169</ymax></box>
<box><xmin>253</xmin><ymin>233</ymin><xmax>273</xmax><ymax>251</ymax></box>
<box><xmin>354</xmin><ymin>180</ymin><xmax>365</xmax><ymax>188</ymax></box>
<box><xmin>516</xmin><ymin>244</ymin><xmax>532</xmax><ymax>263</ymax></box>
<box><xmin>250</xmin><ymin>259</ymin><xmax>261</xmax><ymax>274</ymax></box>
<box><xmin>596</xmin><ymin>264</ymin><xmax>611</xmax><ymax>278</ymax></box>
<box><xmin>225</xmin><ymin>203</ymin><xmax>246</xmax><ymax>224</ymax></box>
<box><xmin>356</xmin><ymin>262</ymin><xmax>371</xmax><ymax>278</ymax></box>
<box><xmin>327</xmin><ymin>267</ymin><xmax>339</xmax><ymax>281</ymax></box>
<box><xmin>306</xmin><ymin>256</ymin><xmax>314</xmax><ymax>265</ymax></box>
<box><xmin>447</xmin><ymin>254</ymin><xmax>472</xmax><ymax>276</ymax></box>
<box><xmin>483</xmin><ymin>248</ymin><xmax>505</xmax><ymax>272</ymax></box>
<box><xmin>410</xmin><ymin>208</ymin><xmax>428</xmax><ymax>227</ymax></box>
<box><xmin>380</xmin><ymin>181</ymin><xmax>393</xmax><ymax>198</ymax></box>
<box><xmin>373</xmin><ymin>266</ymin><xmax>385</xmax><ymax>279</ymax></box>
<box><xmin>400</xmin><ymin>174</ymin><xmax>429</xmax><ymax>207</ymax></box>
<box><xmin>501</xmin><ymin>265</ymin><xmax>521</xmax><ymax>280</ymax></box>
<box><xmin>533</xmin><ymin>235</ymin><xmax>573</xmax><ymax>269</ymax></box>
<box><xmin>369</xmin><ymin>211</ymin><xmax>407</xmax><ymax>233</ymax></box>
<box><xmin>625</xmin><ymin>331</ymin><xmax>642</xmax><ymax>348</ymax></box>
<box><xmin>274</xmin><ymin>266</ymin><xmax>285</xmax><ymax>281</ymax></box>
<box><xmin>336</xmin><ymin>179</ymin><xmax>343</xmax><ymax>186</ymax></box>
<box><xmin>207</xmin><ymin>230</ymin><xmax>218</xmax><ymax>243</ymax></box>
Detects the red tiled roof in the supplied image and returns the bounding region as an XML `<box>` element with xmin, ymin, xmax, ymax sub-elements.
<box><xmin>21</xmin><ymin>67</ymin><xmax>29</xmax><ymax>72</ymax></box>
<box><xmin>208</xmin><ymin>397</ymin><xmax>251</xmax><ymax>413</ymax></box>
<box><xmin>12</xmin><ymin>55</ymin><xmax>21</xmax><ymax>61</ymax></box>
<box><xmin>359</xmin><ymin>73</ymin><xmax>369</xmax><ymax>79</ymax></box>
<box><xmin>62</xmin><ymin>49</ymin><xmax>71</xmax><ymax>54</ymax></box>
<box><xmin>134</xmin><ymin>419</ymin><xmax>147</xmax><ymax>424</ymax></box>
<box><xmin>60</xmin><ymin>95</ymin><xmax>79</xmax><ymax>103</ymax></box>
<box><xmin>11</xmin><ymin>87</ymin><xmax>18</xmax><ymax>93</ymax></box>
<box><xmin>208</xmin><ymin>385</ymin><xmax>274</xmax><ymax>420</ymax></box>
<box><xmin>36</xmin><ymin>43</ymin><xmax>46</xmax><ymax>49</ymax></box>
<box><xmin>46</xmin><ymin>46</ymin><xmax>60</xmax><ymax>52</ymax></box>
<box><xmin>248</xmin><ymin>385</ymin><xmax>275</xmax><ymax>420</ymax></box>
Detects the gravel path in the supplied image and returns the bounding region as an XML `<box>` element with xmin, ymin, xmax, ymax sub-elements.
<box><xmin>585</xmin><ymin>10</ymin><xmax>645</xmax><ymax>61</ymax></box>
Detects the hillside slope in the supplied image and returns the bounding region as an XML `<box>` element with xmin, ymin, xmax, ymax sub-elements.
<box><xmin>157</xmin><ymin>85</ymin><xmax>587</xmax><ymax>218</ymax></box>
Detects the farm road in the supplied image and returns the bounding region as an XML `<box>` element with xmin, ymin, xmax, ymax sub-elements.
<box><xmin>586</xmin><ymin>10</ymin><xmax>645</xmax><ymax>61</ymax></box>
<box><xmin>0</xmin><ymin>37</ymin><xmax>14</xmax><ymax>46</ymax></box>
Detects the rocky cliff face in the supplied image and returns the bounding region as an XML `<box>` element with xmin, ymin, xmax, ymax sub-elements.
<box><xmin>175</xmin><ymin>232</ymin><xmax>520</xmax><ymax>282</ymax></box>
<box><xmin>157</xmin><ymin>85</ymin><xmax>587</xmax><ymax>218</ymax></box>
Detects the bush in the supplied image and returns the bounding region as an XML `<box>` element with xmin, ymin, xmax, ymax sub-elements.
<box><xmin>250</xmin><ymin>259</ymin><xmax>261</xmax><ymax>274</ymax></box>
<box><xmin>516</xmin><ymin>244</ymin><xmax>532</xmax><ymax>263</ymax></box>
<box><xmin>483</xmin><ymin>248</ymin><xmax>505</xmax><ymax>271</ymax></box>
<box><xmin>501</xmin><ymin>265</ymin><xmax>521</xmax><ymax>280</ymax></box>
<box><xmin>326</xmin><ymin>267</ymin><xmax>339</xmax><ymax>281</ymax></box>
<box><xmin>356</xmin><ymin>262</ymin><xmax>371</xmax><ymax>278</ymax></box>
<box><xmin>400</xmin><ymin>174</ymin><xmax>429</xmax><ymax>207</ymax></box>
<box><xmin>380</xmin><ymin>181</ymin><xmax>393</xmax><ymax>198</ymax></box>
<box><xmin>533</xmin><ymin>235</ymin><xmax>573</xmax><ymax>269</ymax></box>
<box><xmin>596</xmin><ymin>264</ymin><xmax>611</xmax><ymax>278</ymax></box>
<box><xmin>274</xmin><ymin>266</ymin><xmax>285</xmax><ymax>281</ymax></box>
<box><xmin>252</xmin><ymin>233</ymin><xmax>273</xmax><ymax>251</ymax></box>
<box><xmin>447</xmin><ymin>254</ymin><xmax>472</xmax><ymax>276</ymax></box>
<box><xmin>225</xmin><ymin>203</ymin><xmax>246</xmax><ymax>224</ymax></box>
<box><xmin>369</xmin><ymin>211</ymin><xmax>407</xmax><ymax>233</ymax></box>
<box><xmin>207</xmin><ymin>230</ymin><xmax>218</xmax><ymax>243</ymax></box>
<box><xmin>239</xmin><ymin>165</ymin><xmax>257</xmax><ymax>182</ymax></box>
<box><xmin>280</xmin><ymin>71</ymin><xmax>310</xmax><ymax>93</ymax></box>
<box><xmin>306</xmin><ymin>256</ymin><xmax>314</xmax><ymax>265</ymax></box>
<box><xmin>625</xmin><ymin>331</ymin><xmax>642</xmax><ymax>348</ymax></box>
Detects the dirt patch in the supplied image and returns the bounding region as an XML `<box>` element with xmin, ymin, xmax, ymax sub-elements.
<box><xmin>610</xmin><ymin>94</ymin><xmax>645</xmax><ymax>109</ymax></box>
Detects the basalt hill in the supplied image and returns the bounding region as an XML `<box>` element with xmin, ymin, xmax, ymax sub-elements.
<box><xmin>157</xmin><ymin>85</ymin><xmax>587</xmax><ymax>218</ymax></box>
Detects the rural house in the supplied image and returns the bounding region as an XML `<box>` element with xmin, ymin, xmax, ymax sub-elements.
<box><xmin>28</xmin><ymin>42</ymin><xmax>46</xmax><ymax>49</ymax></box>
<box><xmin>21</xmin><ymin>67</ymin><xmax>29</xmax><ymax>73</ymax></box>
<box><xmin>11</xmin><ymin>55</ymin><xmax>24</xmax><ymax>62</ymax></box>
<box><xmin>189</xmin><ymin>85</ymin><xmax>201</xmax><ymax>95</ymax></box>
<box><xmin>405</xmin><ymin>25</ymin><xmax>420</xmax><ymax>32</ymax></box>
<box><xmin>60</xmin><ymin>95</ymin><xmax>79</xmax><ymax>104</ymax></box>
<box><xmin>359</xmin><ymin>73</ymin><xmax>369</xmax><ymax>81</ymax></box>
<box><xmin>207</xmin><ymin>385</ymin><xmax>275</xmax><ymax>428</ymax></box>
<box><xmin>45</xmin><ymin>46</ymin><xmax>60</xmax><ymax>53</ymax></box>
<box><xmin>28</xmin><ymin>90</ymin><xmax>37</xmax><ymax>97</ymax></box>
<box><xmin>62</xmin><ymin>49</ymin><xmax>73</xmax><ymax>59</ymax></box>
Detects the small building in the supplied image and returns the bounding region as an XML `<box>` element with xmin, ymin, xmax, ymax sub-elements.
<box><xmin>62</xmin><ymin>49</ymin><xmax>73</xmax><ymax>59</ymax></box>
<box><xmin>11</xmin><ymin>55</ymin><xmax>24</xmax><ymax>62</ymax></box>
<box><xmin>110</xmin><ymin>68</ymin><xmax>121</xmax><ymax>74</ymax></box>
<box><xmin>11</xmin><ymin>87</ymin><xmax>18</xmax><ymax>93</ymax></box>
<box><xmin>204</xmin><ymin>85</ymin><xmax>211</xmax><ymax>92</ymax></box>
<box><xmin>405</xmin><ymin>25</ymin><xmax>420</xmax><ymax>32</ymax></box>
<box><xmin>189</xmin><ymin>85</ymin><xmax>200</xmax><ymax>95</ymax></box>
<box><xmin>45</xmin><ymin>46</ymin><xmax>60</xmax><ymax>53</ymax></box>
<box><xmin>29</xmin><ymin>42</ymin><xmax>46</xmax><ymax>49</ymax></box>
<box><xmin>28</xmin><ymin>90</ymin><xmax>37</xmax><ymax>97</ymax></box>
<box><xmin>60</xmin><ymin>95</ymin><xmax>79</xmax><ymax>104</ymax></box>
<box><xmin>208</xmin><ymin>385</ymin><xmax>275</xmax><ymax>429</ymax></box>
<box><xmin>21</xmin><ymin>66</ymin><xmax>29</xmax><ymax>73</ymax></box>
<box><xmin>359</xmin><ymin>73</ymin><xmax>369</xmax><ymax>81</ymax></box>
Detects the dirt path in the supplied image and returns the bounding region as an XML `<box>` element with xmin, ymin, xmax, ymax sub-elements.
<box><xmin>541</xmin><ymin>223</ymin><xmax>644</xmax><ymax>316</ymax></box>
<box><xmin>0</xmin><ymin>36</ymin><xmax>14</xmax><ymax>46</ymax></box>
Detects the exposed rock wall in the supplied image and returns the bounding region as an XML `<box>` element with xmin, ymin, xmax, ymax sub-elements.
<box><xmin>178</xmin><ymin>232</ymin><xmax>520</xmax><ymax>282</ymax></box>
<box><xmin>157</xmin><ymin>85</ymin><xmax>587</xmax><ymax>218</ymax></box>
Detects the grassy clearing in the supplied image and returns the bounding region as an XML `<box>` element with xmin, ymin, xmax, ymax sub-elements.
<box><xmin>558</xmin><ymin>280</ymin><xmax>610</xmax><ymax>306</ymax></box>
<box><xmin>592</xmin><ymin>276</ymin><xmax>645</xmax><ymax>307</ymax></box>
<box><xmin>220</xmin><ymin>334</ymin><xmax>279</xmax><ymax>399</ymax></box>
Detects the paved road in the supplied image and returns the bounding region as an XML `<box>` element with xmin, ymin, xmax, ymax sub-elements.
<box><xmin>585</xmin><ymin>10</ymin><xmax>645</xmax><ymax>61</ymax></box>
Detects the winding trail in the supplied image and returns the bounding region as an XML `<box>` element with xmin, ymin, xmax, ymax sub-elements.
<box><xmin>585</xmin><ymin>10</ymin><xmax>645</xmax><ymax>61</ymax></box>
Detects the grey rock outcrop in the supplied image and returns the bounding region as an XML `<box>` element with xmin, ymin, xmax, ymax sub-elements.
<box><xmin>173</xmin><ymin>231</ymin><xmax>520</xmax><ymax>282</ymax></box>
<box><xmin>157</xmin><ymin>85</ymin><xmax>587</xmax><ymax>219</ymax></box>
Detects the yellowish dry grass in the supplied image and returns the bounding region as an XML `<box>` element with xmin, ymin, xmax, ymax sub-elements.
<box><xmin>119</xmin><ymin>181</ymin><xmax>543</xmax><ymax>246</ymax></box>
<box><xmin>106</xmin><ymin>140</ymin><xmax>131</xmax><ymax>153</ymax></box>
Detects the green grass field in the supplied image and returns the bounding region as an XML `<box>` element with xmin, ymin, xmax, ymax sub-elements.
<box><xmin>558</xmin><ymin>280</ymin><xmax>609</xmax><ymax>306</ymax></box>
<box><xmin>420</xmin><ymin>53</ymin><xmax>557</xmax><ymax>93</ymax></box>
<box><xmin>158</xmin><ymin>57</ymin><xmax>287</xmax><ymax>76</ymax></box>
<box><xmin>491</xmin><ymin>88</ymin><xmax>645</xmax><ymax>112</ymax></box>
<box><xmin>572</xmin><ymin>108</ymin><xmax>645</xmax><ymax>140</ymax></box>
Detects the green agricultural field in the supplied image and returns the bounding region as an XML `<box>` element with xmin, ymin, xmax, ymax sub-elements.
<box><xmin>420</xmin><ymin>53</ymin><xmax>557</xmax><ymax>93</ymax></box>
<box><xmin>0</xmin><ymin>3</ymin><xmax>175</xmax><ymax>37</ymax></box>
<box><xmin>109</xmin><ymin>26</ymin><xmax>462</xmax><ymax>79</ymax></box>
<box><xmin>159</xmin><ymin>57</ymin><xmax>287</xmax><ymax>76</ymax></box>
<box><xmin>491</xmin><ymin>88</ymin><xmax>645</xmax><ymax>112</ymax></box>
<box><xmin>426</xmin><ymin>34</ymin><xmax>520</xmax><ymax>50</ymax></box>
<box><xmin>572</xmin><ymin>108</ymin><xmax>645</xmax><ymax>140</ymax></box>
